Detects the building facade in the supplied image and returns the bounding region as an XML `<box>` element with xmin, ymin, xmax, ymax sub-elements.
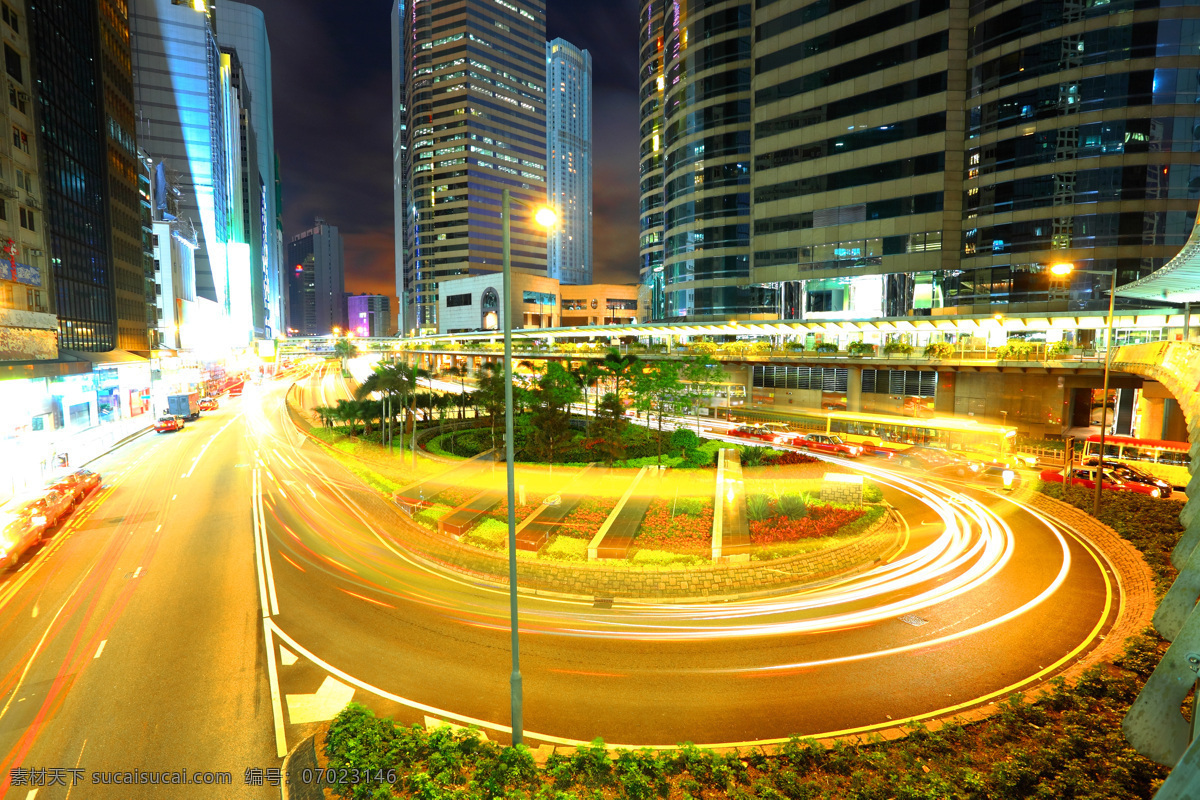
<box><xmin>558</xmin><ymin>283</ymin><xmax>638</xmax><ymax>327</ymax></box>
<box><xmin>0</xmin><ymin>0</ymin><xmax>54</xmax><ymax>361</ymax></box>
<box><xmin>394</xmin><ymin>0</ymin><xmax>549</xmax><ymax>334</ymax></box>
<box><xmin>216</xmin><ymin>1</ymin><xmax>284</xmax><ymax>339</ymax></box>
<box><xmin>348</xmin><ymin>294</ymin><xmax>391</xmax><ymax>338</ymax></box>
<box><xmin>546</xmin><ymin>38</ymin><xmax>592</xmax><ymax>285</ymax></box>
<box><xmin>638</xmin><ymin>0</ymin><xmax>1200</xmax><ymax>323</ymax></box>
<box><xmin>436</xmin><ymin>272</ymin><xmax>637</xmax><ymax>334</ymax></box>
<box><xmin>287</xmin><ymin>218</ymin><xmax>344</xmax><ymax>336</ymax></box>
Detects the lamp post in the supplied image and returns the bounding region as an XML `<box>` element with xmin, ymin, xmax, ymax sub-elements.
<box><xmin>501</xmin><ymin>188</ymin><xmax>556</xmax><ymax>747</ymax></box>
<box><xmin>1051</xmin><ymin>262</ymin><xmax>1117</xmax><ymax>517</ymax></box>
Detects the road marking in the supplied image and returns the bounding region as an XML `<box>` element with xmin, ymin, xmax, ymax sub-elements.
<box><xmin>258</xmin><ymin>471</ymin><xmax>279</xmax><ymax>615</ymax></box>
<box><xmin>280</xmin><ymin>645</ymin><xmax>298</xmax><ymax>666</ymax></box>
<box><xmin>337</xmin><ymin>588</ymin><xmax>395</xmax><ymax>609</ymax></box>
<box><xmin>25</xmin><ymin>790</ymin><xmax>37</xmax><ymax>799</ymax></box>
<box><xmin>132</xmin><ymin>567</ymin><xmax>142</xmax><ymax>579</ymax></box>
<box><xmin>185</xmin><ymin>416</ymin><xmax>239</xmax><ymax>478</ymax></box>
<box><xmin>30</xmin><ymin>603</ymin><xmax>37</xmax><ymax>619</ymax></box>
<box><xmin>93</xmin><ymin>640</ymin><xmax>106</xmax><ymax>659</ymax></box>
<box><xmin>251</xmin><ymin>469</ymin><xmax>270</xmax><ymax>616</ymax></box>
<box><xmin>171</xmin><ymin>494</ymin><xmax>176</xmax><ymax>500</ymax></box>
<box><xmin>156</xmin><ymin>524</ymin><xmax>161</xmax><ymax>532</ymax></box>
<box><xmin>286</xmin><ymin>676</ymin><xmax>354</xmax><ymax>725</ymax></box>
<box><xmin>263</xmin><ymin>619</ymin><xmax>287</xmax><ymax>757</ymax></box>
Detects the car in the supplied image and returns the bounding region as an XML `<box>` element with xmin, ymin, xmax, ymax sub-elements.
<box><xmin>796</xmin><ymin>433</ymin><xmax>862</xmax><ymax>458</ymax></box>
<box><xmin>31</xmin><ymin>489</ymin><xmax>73</xmax><ymax>529</ymax></box>
<box><xmin>48</xmin><ymin>469</ymin><xmax>101</xmax><ymax>504</ymax></box>
<box><xmin>1039</xmin><ymin>466</ymin><xmax>1164</xmax><ymax>497</ymax></box>
<box><xmin>155</xmin><ymin>415</ymin><xmax>182</xmax><ymax>433</ymax></box>
<box><xmin>1076</xmin><ymin>459</ymin><xmax>1172</xmax><ymax>498</ymax></box>
<box><xmin>897</xmin><ymin>445</ymin><xmax>981</xmax><ymax>476</ymax></box>
<box><xmin>198</xmin><ymin>397</ymin><xmax>219</xmax><ymax>411</ymax></box>
<box><xmin>729</xmin><ymin>423</ymin><xmax>799</xmax><ymax>445</ymax></box>
<box><xmin>0</xmin><ymin>496</ymin><xmax>49</xmax><ymax>569</ymax></box>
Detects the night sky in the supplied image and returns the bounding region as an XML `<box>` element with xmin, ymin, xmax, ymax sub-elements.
<box><xmin>238</xmin><ymin>0</ymin><xmax>642</xmax><ymax>305</ymax></box>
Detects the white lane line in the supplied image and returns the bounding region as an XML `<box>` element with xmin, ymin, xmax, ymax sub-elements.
<box><xmin>25</xmin><ymin>789</ymin><xmax>38</xmax><ymax>799</ymax></box>
<box><xmin>156</xmin><ymin>524</ymin><xmax>161</xmax><ymax>532</ymax></box>
<box><xmin>258</xmin><ymin>470</ymin><xmax>279</xmax><ymax>616</ymax></box>
<box><xmin>132</xmin><ymin>567</ymin><xmax>142</xmax><ymax>579</ymax></box>
<box><xmin>30</xmin><ymin>603</ymin><xmax>37</xmax><ymax>619</ymax></box>
<box><xmin>185</xmin><ymin>416</ymin><xmax>239</xmax><ymax>478</ymax></box>
<box><xmin>93</xmin><ymin>640</ymin><xmax>106</xmax><ymax>659</ymax></box>
<box><xmin>263</xmin><ymin>619</ymin><xmax>288</xmax><ymax>757</ymax></box>
<box><xmin>251</xmin><ymin>469</ymin><xmax>270</xmax><ymax>616</ymax></box>
<box><xmin>171</xmin><ymin>495</ymin><xmax>176</xmax><ymax>500</ymax></box>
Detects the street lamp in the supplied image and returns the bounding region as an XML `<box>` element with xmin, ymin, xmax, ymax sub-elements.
<box><xmin>1050</xmin><ymin>262</ymin><xmax>1117</xmax><ymax>517</ymax></box>
<box><xmin>501</xmin><ymin>189</ymin><xmax>556</xmax><ymax>746</ymax></box>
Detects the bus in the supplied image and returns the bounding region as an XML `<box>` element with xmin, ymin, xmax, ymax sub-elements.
<box><xmin>733</xmin><ymin>408</ymin><xmax>1028</xmax><ymax>468</ymax></box>
<box><xmin>1081</xmin><ymin>435</ymin><xmax>1191</xmax><ymax>488</ymax></box>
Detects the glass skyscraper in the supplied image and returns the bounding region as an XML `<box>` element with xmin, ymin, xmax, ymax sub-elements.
<box><xmin>394</xmin><ymin>0</ymin><xmax>549</xmax><ymax>333</ymax></box>
<box><xmin>639</xmin><ymin>0</ymin><xmax>1200</xmax><ymax>323</ymax></box>
<box><xmin>546</xmin><ymin>38</ymin><xmax>592</xmax><ymax>285</ymax></box>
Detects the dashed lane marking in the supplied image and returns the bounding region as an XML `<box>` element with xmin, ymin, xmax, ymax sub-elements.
<box><xmin>280</xmin><ymin>646</ymin><xmax>298</xmax><ymax>666</ymax></box>
<box><xmin>93</xmin><ymin>640</ymin><xmax>106</xmax><ymax>659</ymax></box>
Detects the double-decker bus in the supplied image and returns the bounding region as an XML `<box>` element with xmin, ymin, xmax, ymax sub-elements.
<box><xmin>733</xmin><ymin>408</ymin><xmax>1027</xmax><ymax>467</ymax></box>
<box><xmin>1081</xmin><ymin>435</ymin><xmax>1191</xmax><ymax>488</ymax></box>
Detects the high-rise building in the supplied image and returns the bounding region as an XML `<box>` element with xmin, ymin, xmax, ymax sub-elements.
<box><xmin>0</xmin><ymin>0</ymin><xmax>54</xmax><ymax>361</ymax></box>
<box><xmin>390</xmin><ymin>0</ymin><xmax>408</xmax><ymax>334</ymax></box>
<box><xmin>131</xmin><ymin>0</ymin><xmax>255</xmax><ymax>349</ymax></box>
<box><xmin>287</xmin><ymin>218</ymin><xmax>344</xmax><ymax>336</ymax></box>
<box><xmin>27</xmin><ymin>0</ymin><xmax>148</xmax><ymax>351</ymax></box>
<box><xmin>348</xmin><ymin>294</ymin><xmax>391</xmax><ymax>338</ymax></box>
<box><xmin>394</xmin><ymin>0</ymin><xmax>549</xmax><ymax>334</ymax></box>
<box><xmin>639</xmin><ymin>0</ymin><xmax>1200</xmax><ymax>323</ymax></box>
<box><xmin>545</xmin><ymin>38</ymin><xmax>592</xmax><ymax>285</ymax></box>
<box><xmin>217</xmin><ymin>1</ymin><xmax>284</xmax><ymax>339</ymax></box>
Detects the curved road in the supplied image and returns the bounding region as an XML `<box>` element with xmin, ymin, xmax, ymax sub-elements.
<box><xmin>0</xmin><ymin>370</ymin><xmax>1121</xmax><ymax>799</ymax></box>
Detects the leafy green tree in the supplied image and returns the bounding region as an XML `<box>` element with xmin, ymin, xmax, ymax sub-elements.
<box><xmin>586</xmin><ymin>393</ymin><xmax>627</xmax><ymax>467</ymax></box>
<box><xmin>570</xmin><ymin>359</ymin><xmax>604</xmax><ymax>418</ymax></box>
<box><xmin>682</xmin><ymin>356</ymin><xmax>722</xmax><ymax>433</ymax></box>
<box><xmin>600</xmin><ymin>349</ymin><xmax>641</xmax><ymax>400</ymax></box>
<box><xmin>631</xmin><ymin>360</ymin><xmax>687</xmax><ymax>466</ymax></box>
<box><xmin>475</xmin><ymin>362</ymin><xmax>509</xmax><ymax>451</ymax></box>
<box><xmin>529</xmin><ymin>362</ymin><xmax>582</xmax><ymax>468</ymax></box>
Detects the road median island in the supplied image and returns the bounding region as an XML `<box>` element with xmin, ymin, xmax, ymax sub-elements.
<box><xmin>285</xmin><ymin>381</ymin><xmax>908</xmax><ymax>599</ymax></box>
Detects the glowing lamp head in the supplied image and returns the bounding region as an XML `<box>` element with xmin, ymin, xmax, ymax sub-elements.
<box><xmin>1050</xmin><ymin>262</ymin><xmax>1073</xmax><ymax>276</ymax></box>
<box><xmin>534</xmin><ymin>207</ymin><xmax>557</xmax><ymax>229</ymax></box>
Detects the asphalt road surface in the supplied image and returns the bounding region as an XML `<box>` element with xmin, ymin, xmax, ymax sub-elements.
<box><xmin>0</xmin><ymin>371</ymin><xmax>1120</xmax><ymax>797</ymax></box>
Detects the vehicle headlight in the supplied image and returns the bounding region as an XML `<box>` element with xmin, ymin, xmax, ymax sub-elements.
<box><xmin>1152</xmin><ymin>489</ymin><xmax>1161</xmax><ymax>498</ymax></box>
<box><xmin>969</xmin><ymin>463</ymin><xmax>980</xmax><ymax>471</ymax></box>
<box><xmin>32</xmin><ymin>516</ymin><xmax>46</xmax><ymax>525</ymax></box>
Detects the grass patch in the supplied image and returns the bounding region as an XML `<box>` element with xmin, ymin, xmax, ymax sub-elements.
<box><xmin>628</xmin><ymin>548</ymin><xmax>707</xmax><ymax>567</ymax></box>
<box><xmin>412</xmin><ymin>503</ymin><xmax>453</xmax><ymax>529</ymax></box>
<box><xmin>461</xmin><ymin>518</ymin><xmax>508</xmax><ymax>550</ymax></box>
<box><xmin>542</xmin><ymin>535</ymin><xmax>588</xmax><ymax>561</ymax></box>
<box><xmin>1038</xmin><ymin>481</ymin><xmax>1181</xmax><ymax>594</ymax></box>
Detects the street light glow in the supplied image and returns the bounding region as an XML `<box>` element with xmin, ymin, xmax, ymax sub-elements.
<box><xmin>534</xmin><ymin>207</ymin><xmax>557</xmax><ymax>228</ymax></box>
<box><xmin>1050</xmin><ymin>262</ymin><xmax>1073</xmax><ymax>276</ymax></box>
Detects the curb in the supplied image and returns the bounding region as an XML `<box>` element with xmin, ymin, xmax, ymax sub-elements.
<box><xmin>81</xmin><ymin>424</ymin><xmax>154</xmax><ymax>468</ymax></box>
<box><xmin>280</xmin><ymin>733</ymin><xmax>318</xmax><ymax>800</ymax></box>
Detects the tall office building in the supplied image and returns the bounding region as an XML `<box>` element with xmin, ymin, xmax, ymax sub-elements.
<box><xmin>28</xmin><ymin>0</ymin><xmax>148</xmax><ymax>351</ymax></box>
<box><xmin>545</xmin><ymin>38</ymin><xmax>592</xmax><ymax>285</ymax></box>
<box><xmin>394</xmin><ymin>0</ymin><xmax>549</xmax><ymax>334</ymax></box>
<box><xmin>217</xmin><ymin>1</ymin><xmax>284</xmax><ymax>339</ymax></box>
<box><xmin>390</xmin><ymin>0</ymin><xmax>408</xmax><ymax>334</ymax></box>
<box><xmin>287</xmin><ymin>218</ymin><xmax>344</xmax><ymax>336</ymax></box>
<box><xmin>639</xmin><ymin>0</ymin><xmax>1200</xmax><ymax>323</ymax></box>
<box><xmin>131</xmin><ymin>0</ymin><xmax>253</xmax><ymax>348</ymax></box>
<box><xmin>0</xmin><ymin>0</ymin><xmax>54</xmax><ymax>361</ymax></box>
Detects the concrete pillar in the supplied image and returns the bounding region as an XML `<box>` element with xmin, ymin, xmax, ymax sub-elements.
<box><xmin>934</xmin><ymin>370</ymin><xmax>956</xmax><ymax>415</ymax></box>
<box><xmin>847</xmin><ymin>365</ymin><xmax>863</xmax><ymax>413</ymax></box>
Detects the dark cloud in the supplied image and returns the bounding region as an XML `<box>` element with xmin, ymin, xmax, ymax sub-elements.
<box><xmin>237</xmin><ymin>0</ymin><xmax>640</xmax><ymax>306</ymax></box>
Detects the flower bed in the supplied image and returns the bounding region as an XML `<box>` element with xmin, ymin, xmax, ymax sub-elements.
<box><xmin>632</xmin><ymin>497</ymin><xmax>713</xmax><ymax>555</ymax></box>
<box><xmin>748</xmin><ymin>502</ymin><xmax>865</xmax><ymax>544</ymax></box>
<box><xmin>435</xmin><ymin>485</ymin><xmax>479</xmax><ymax>509</ymax></box>
<box><xmin>484</xmin><ymin>494</ymin><xmax>544</xmax><ymax>526</ymax></box>
<box><xmin>556</xmin><ymin>496</ymin><xmax>617</xmax><ymax>539</ymax></box>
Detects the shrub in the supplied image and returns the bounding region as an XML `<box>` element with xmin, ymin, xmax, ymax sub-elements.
<box><xmin>687</xmin><ymin>341</ymin><xmax>719</xmax><ymax>356</ymax></box>
<box><xmin>1048</xmin><ymin>340</ymin><xmax>1073</xmax><ymax>358</ymax></box>
<box><xmin>883</xmin><ymin>341</ymin><xmax>913</xmax><ymax>356</ymax></box>
<box><xmin>783</xmin><ymin>341</ymin><xmax>807</xmax><ymax>352</ymax></box>
<box><xmin>996</xmin><ymin>338</ymin><xmax>1036</xmax><ymax>360</ymax></box>
<box><xmin>720</xmin><ymin>341</ymin><xmax>751</xmax><ymax>354</ymax></box>
<box><xmin>750</xmin><ymin>341</ymin><xmax>773</xmax><ymax>355</ymax></box>
<box><xmin>746</xmin><ymin>493</ymin><xmax>770</xmax><ymax>521</ymax></box>
<box><xmin>766</xmin><ymin>450</ymin><xmax>819</xmax><ymax>466</ymax></box>
<box><xmin>923</xmin><ymin>341</ymin><xmax>955</xmax><ymax>359</ymax></box>
<box><xmin>863</xmin><ymin>483</ymin><xmax>884</xmax><ymax>503</ymax></box>
<box><xmin>674</xmin><ymin>497</ymin><xmax>707</xmax><ymax>516</ymax></box>
<box><xmin>739</xmin><ymin>445</ymin><xmax>771</xmax><ymax>466</ymax></box>
<box><xmin>814</xmin><ymin>342</ymin><xmax>839</xmax><ymax>353</ymax></box>
<box><xmin>683</xmin><ymin>446</ymin><xmax>715</xmax><ymax>468</ymax></box>
<box><xmin>847</xmin><ymin>341</ymin><xmax>876</xmax><ymax>357</ymax></box>
<box><xmin>669</xmin><ymin>427</ymin><xmax>702</xmax><ymax>454</ymax></box>
<box><xmin>775</xmin><ymin>491</ymin><xmax>807</xmax><ymax>519</ymax></box>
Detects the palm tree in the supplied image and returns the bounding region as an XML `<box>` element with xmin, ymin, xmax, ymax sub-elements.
<box><xmin>356</xmin><ymin>363</ymin><xmax>412</xmax><ymax>452</ymax></box>
<box><xmin>443</xmin><ymin>364</ymin><xmax>469</xmax><ymax>419</ymax></box>
<box><xmin>313</xmin><ymin>405</ymin><xmax>338</xmax><ymax>429</ymax></box>
<box><xmin>601</xmin><ymin>349</ymin><xmax>641</xmax><ymax>403</ymax></box>
<box><xmin>333</xmin><ymin>337</ymin><xmax>358</xmax><ymax>374</ymax></box>
<box><xmin>570</xmin><ymin>360</ymin><xmax>603</xmax><ymax>418</ymax></box>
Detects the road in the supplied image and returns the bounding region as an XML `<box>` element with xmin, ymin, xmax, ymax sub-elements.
<box><xmin>0</xmin><ymin>371</ymin><xmax>1122</xmax><ymax>799</ymax></box>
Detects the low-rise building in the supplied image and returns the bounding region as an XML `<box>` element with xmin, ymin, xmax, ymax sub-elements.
<box><xmin>348</xmin><ymin>294</ymin><xmax>391</xmax><ymax>337</ymax></box>
<box><xmin>435</xmin><ymin>273</ymin><xmax>637</xmax><ymax>334</ymax></box>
